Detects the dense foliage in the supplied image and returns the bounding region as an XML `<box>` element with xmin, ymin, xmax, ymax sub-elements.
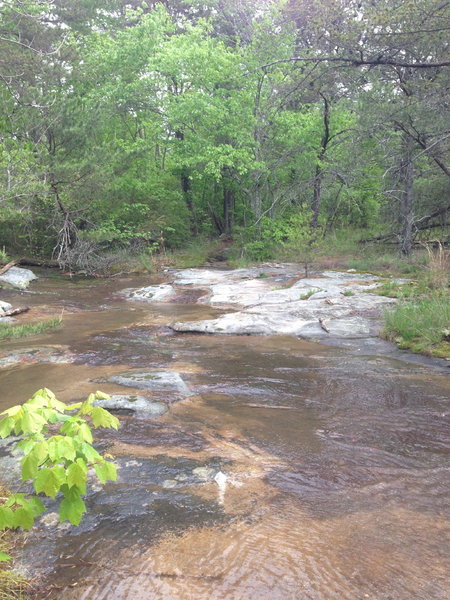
<box><xmin>0</xmin><ymin>0</ymin><xmax>448</xmax><ymax>266</ymax></box>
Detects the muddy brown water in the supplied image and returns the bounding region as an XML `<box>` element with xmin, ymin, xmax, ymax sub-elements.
<box><xmin>0</xmin><ymin>269</ymin><xmax>449</xmax><ymax>599</ymax></box>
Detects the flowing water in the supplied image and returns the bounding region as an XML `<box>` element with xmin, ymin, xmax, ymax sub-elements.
<box><xmin>0</xmin><ymin>270</ymin><xmax>449</xmax><ymax>599</ymax></box>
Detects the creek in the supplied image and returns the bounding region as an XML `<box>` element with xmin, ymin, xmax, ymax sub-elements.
<box><xmin>0</xmin><ymin>268</ymin><xmax>449</xmax><ymax>599</ymax></box>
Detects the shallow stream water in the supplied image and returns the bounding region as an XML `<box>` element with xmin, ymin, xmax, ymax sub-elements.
<box><xmin>0</xmin><ymin>270</ymin><xmax>449</xmax><ymax>599</ymax></box>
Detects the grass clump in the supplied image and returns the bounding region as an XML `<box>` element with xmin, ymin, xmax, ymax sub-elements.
<box><xmin>0</xmin><ymin>317</ymin><xmax>62</xmax><ymax>341</ymax></box>
<box><xmin>300</xmin><ymin>289</ymin><xmax>319</xmax><ymax>300</ymax></box>
<box><xmin>383</xmin><ymin>294</ymin><xmax>450</xmax><ymax>358</ymax></box>
<box><xmin>0</xmin><ymin>488</ymin><xmax>28</xmax><ymax>600</ymax></box>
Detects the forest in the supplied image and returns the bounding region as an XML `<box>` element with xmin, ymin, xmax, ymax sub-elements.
<box><xmin>0</xmin><ymin>0</ymin><xmax>449</xmax><ymax>270</ymax></box>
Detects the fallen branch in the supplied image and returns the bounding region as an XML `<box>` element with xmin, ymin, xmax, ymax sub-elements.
<box><xmin>0</xmin><ymin>306</ymin><xmax>30</xmax><ymax>318</ymax></box>
<box><xmin>0</xmin><ymin>260</ymin><xmax>17</xmax><ymax>275</ymax></box>
<box><xmin>318</xmin><ymin>318</ymin><xmax>330</xmax><ymax>333</ymax></box>
<box><xmin>18</xmin><ymin>256</ymin><xmax>60</xmax><ymax>268</ymax></box>
<box><xmin>240</xmin><ymin>403</ymin><xmax>298</xmax><ymax>410</ymax></box>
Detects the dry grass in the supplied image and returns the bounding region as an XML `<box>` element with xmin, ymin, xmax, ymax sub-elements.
<box><xmin>423</xmin><ymin>242</ymin><xmax>450</xmax><ymax>289</ymax></box>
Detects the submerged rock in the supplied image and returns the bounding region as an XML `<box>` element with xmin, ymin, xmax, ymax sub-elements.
<box><xmin>0</xmin><ymin>347</ymin><xmax>76</xmax><ymax>368</ymax></box>
<box><xmin>0</xmin><ymin>266</ymin><xmax>37</xmax><ymax>289</ymax></box>
<box><xmin>94</xmin><ymin>394</ymin><xmax>168</xmax><ymax>418</ymax></box>
<box><xmin>128</xmin><ymin>284</ymin><xmax>176</xmax><ymax>302</ymax></box>
<box><xmin>108</xmin><ymin>370</ymin><xmax>192</xmax><ymax>397</ymax></box>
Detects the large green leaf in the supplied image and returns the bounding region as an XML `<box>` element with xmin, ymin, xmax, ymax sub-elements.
<box><xmin>91</xmin><ymin>406</ymin><xmax>119</xmax><ymax>429</ymax></box>
<box><xmin>34</xmin><ymin>466</ymin><xmax>66</xmax><ymax>498</ymax></box>
<box><xmin>21</xmin><ymin>453</ymin><xmax>39</xmax><ymax>481</ymax></box>
<box><xmin>0</xmin><ymin>507</ymin><xmax>14</xmax><ymax>531</ymax></box>
<box><xmin>13</xmin><ymin>507</ymin><xmax>34</xmax><ymax>530</ymax></box>
<box><xmin>94</xmin><ymin>461</ymin><xmax>118</xmax><ymax>484</ymax></box>
<box><xmin>0</xmin><ymin>416</ymin><xmax>14</xmax><ymax>438</ymax></box>
<box><xmin>59</xmin><ymin>495</ymin><xmax>86</xmax><ymax>526</ymax></box>
<box><xmin>67</xmin><ymin>461</ymin><xmax>87</xmax><ymax>494</ymax></box>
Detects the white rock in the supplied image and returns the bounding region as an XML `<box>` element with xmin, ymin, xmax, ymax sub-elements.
<box><xmin>0</xmin><ymin>266</ymin><xmax>37</xmax><ymax>289</ymax></box>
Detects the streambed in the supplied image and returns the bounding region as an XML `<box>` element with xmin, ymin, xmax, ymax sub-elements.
<box><xmin>0</xmin><ymin>267</ymin><xmax>449</xmax><ymax>599</ymax></box>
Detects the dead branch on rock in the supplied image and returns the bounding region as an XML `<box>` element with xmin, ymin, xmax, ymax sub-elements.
<box><xmin>0</xmin><ymin>306</ymin><xmax>30</xmax><ymax>318</ymax></box>
<box><xmin>0</xmin><ymin>260</ymin><xmax>17</xmax><ymax>275</ymax></box>
<box><xmin>318</xmin><ymin>318</ymin><xmax>330</xmax><ymax>333</ymax></box>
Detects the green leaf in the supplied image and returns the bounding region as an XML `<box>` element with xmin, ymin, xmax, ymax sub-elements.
<box><xmin>66</xmin><ymin>462</ymin><xmax>87</xmax><ymax>495</ymax></box>
<box><xmin>13</xmin><ymin>507</ymin><xmax>34</xmax><ymax>530</ymax></box>
<box><xmin>77</xmin><ymin>423</ymin><xmax>93</xmax><ymax>443</ymax></box>
<box><xmin>94</xmin><ymin>461</ymin><xmax>118</xmax><ymax>484</ymax></box>
<box><xmin>0</xmin><ymin>416</ymin><xmax>14</xmax><ymax>438</ymax></box>
<box><xmin>25</xmin><ymin>496</ymin><xmax>45</xmax><ymax>517</ymax></box>
<box><xmin>21</xmin><ymin>453</ymin><xmax>39</xmax><ymax>481</ymax></box>
<box><xmin>95</xmin><ymin>391</ymin><xmax>110</xmax><ymax>400</ymax></box>
<box><xmin>0</xmin><ymin>507</ymin><xmax>15</xmax><ymax>530</ymax></box>
<box><xmin>79</xmin><ymin>394</ymin><xmax>95</xmax><ymax>415</ymax></box>
<box><xmin>79</xmin><ymin>442</ymin><xmax>101</xmax><ymax>463</ymax></box>
<box><xmin>21</xmin><ymin>410</ymin><xmax>47</xmax><ymax>434</ymax></box>
<box><xmin>0</xmin><ymin>552</ymin><xmax>12</xmax><ymax>562</ymax></box>
<box><xmin>91</xmin><ymin>406</ymin><xmax>119</xmax><ymax>430</ymax></box>
<box><xmin>60</xmin><ymin>419</ymin><xmax>78</xmax><ymax>436</ymax></box>
<box><xmin>31</xmin><ymin>440</ymin><xmax>49</xmax><ymax>465</ymax></box>
<box><xmin>1</xmin><ymin>405</ymin><xmax>23</xmax><ymax>418</ymax></box>
<box><xmin>34</xmin><ymin>467</ymin><xmax>66</xmax><ymax>498</ymax></box>
<box><xmin>48</xmin><ymin>396</ymin><xmax>68</xmax><ymax>413</ymax></box>
<box><xmin>26</xmin><ymin>392</ymin><xmax>48</xmax><ymax>408</ymax></box>
<box><xmin>16</xmin><ymin>437</ymin><xmax>39</xmax><ymax>454</ymax></box>
<box><xmin>57</xmin><ymin>437</ymin><xmax>76</xmax><ymax>462</ymax></box>
<box><xmin>59</xmin><ymin>495</ymin><xmax>86</xmax><ymax>526</ymax></box>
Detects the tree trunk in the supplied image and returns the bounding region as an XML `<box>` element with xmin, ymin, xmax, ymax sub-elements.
<box><xmin>223</xmin><ymin>186</ymin><xmax>234</xmax><ymax>235</ymax></box>
<box><xmin>311</xmin><ymin>94</ymin><xmax>330</xmax><ymax>230</ymax></box>
<box><xmin>400</xmin><ymin>134</ymin><xmax>415</xmax><ymax>256</ymax></box>
<box><xmin>175</xmin><ymin>130</ymin><xmax>197</xmax><ymax>233</ymax></box>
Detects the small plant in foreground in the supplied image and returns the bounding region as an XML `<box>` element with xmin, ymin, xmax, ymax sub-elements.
<box><xmin>0</xmin><ymin>389</ymin><xmax>119</xmax><ymax>535</ymax></box>
<box><xmin>342</xmin><ymin>289</ymin><xmax>354</xmax><ymax>297</ymax></box>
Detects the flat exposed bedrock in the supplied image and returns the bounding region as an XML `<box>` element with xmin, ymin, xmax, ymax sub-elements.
<box><xmin>128</xmin><ymin>266</ymin><xmax>398</xmax><ymax>340</ymax></box>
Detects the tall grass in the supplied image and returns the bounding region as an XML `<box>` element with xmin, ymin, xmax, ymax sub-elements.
<box><xmin>0</xmin><ymin>317</ymin><xmax>62</xmax><ymax>341</ymax></box>
<box><xmin>423</xmin><ymin>242</ymin><xmax>450</xmax><ymax>289</ymax></box>
<box><xmin>383</xmin><ymin>295</ymin><xmax>450</xmax><ymax>356</ymax></box>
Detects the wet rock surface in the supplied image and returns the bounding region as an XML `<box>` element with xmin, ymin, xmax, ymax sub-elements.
<box><xmin>128</xmin><ymin>266</ymin><xmax>397</xmax><ymax>340</ymax></box>
<box><xmin>0</xmin><ymin>346</ymin><xmax>76</xmax><ymax>368</ymax></box>
<box><xmin>108</xmin><ymin>370</ymin><xmax>192</xmax><ymax>398</ymax></box>
<box><xmin>95</xmin><ymin>394</ymin><xmax>168</xmax><ymax>418</ymax></box>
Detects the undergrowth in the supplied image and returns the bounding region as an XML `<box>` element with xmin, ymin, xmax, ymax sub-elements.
<box><xmin>381</xmin><ymin>244</ymin><xmax>450</xmax><ymax>358</ymax></box>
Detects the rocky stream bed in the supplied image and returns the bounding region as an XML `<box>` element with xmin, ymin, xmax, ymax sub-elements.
<box><xmin>0</xmin><ymin>265</ymin><xmax>449</xmax><ymax>599</ymax></box>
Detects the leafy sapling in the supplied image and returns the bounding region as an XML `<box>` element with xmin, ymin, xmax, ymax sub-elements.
<box><xmin>0</xmin><ymin>388</ymin><xmax>119</xmax><ymax>536</ymax></box>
